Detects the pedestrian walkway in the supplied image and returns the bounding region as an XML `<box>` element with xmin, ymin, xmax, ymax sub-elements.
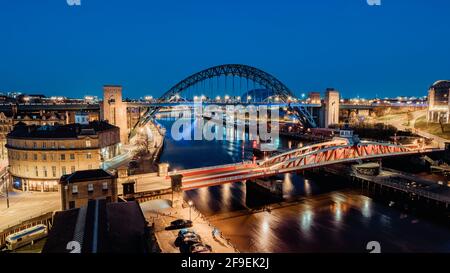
<box><xmin>140</xmin><ymin>200</ymin><xmax>239</xmax><ymax>253</ymax></box>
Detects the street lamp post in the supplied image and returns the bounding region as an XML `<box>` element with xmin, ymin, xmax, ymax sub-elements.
<box><xmin>3</xmin><ymin>167</ymin><xmax>10</xmax><ymax>209</ymax></box>
<box><xmin>188</xmin><ymin>200</ymin><xmax>193</xmax><ymax>221</ymax></box>
<box><xmin>5</xmin><ymin>177</ymin><xmax>9</xmax><ymax>209</ymax></box>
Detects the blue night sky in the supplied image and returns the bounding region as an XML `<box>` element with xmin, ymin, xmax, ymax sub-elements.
<box><xmin>1</xmin><ymin>0</ymin><xmax>450</xmax><ymax>99</ymax></box>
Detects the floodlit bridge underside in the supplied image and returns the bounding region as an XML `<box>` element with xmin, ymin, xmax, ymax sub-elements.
<box><xmin>175</xmin><ymin>139</ymin><xmax>430</xmax><ymax>191</ymax></box>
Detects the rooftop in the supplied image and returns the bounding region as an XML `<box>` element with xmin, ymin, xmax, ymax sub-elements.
<box><xmin>42</xmin><ymin>200</ymin><xmax>149</xmax><ymax>253</ymax></box>
<box><xmin>60</xmin><ymin>169</ymin><xmax>115</xmax><ymax>184</ymax></box>
<box><xmin>7</xmin><ymin>120</ymin><xmax>118</xmax><ymax>139</ymax></box>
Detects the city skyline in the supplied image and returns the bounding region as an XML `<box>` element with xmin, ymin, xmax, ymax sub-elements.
<box><xmin>2</xmin><ymin>0</ymin><xmax>450</xmax><ymax>260</ymax></box>
<box><xmin>1</xmin><ymin>0</ymin><xmax>450</xmax><ymax>99</ymax></box>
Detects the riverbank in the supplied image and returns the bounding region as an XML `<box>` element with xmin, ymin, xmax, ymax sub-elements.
<box><xmin>207</xmin><ymin>188</ymin><xmax>450</xmax><ymax>253</ymax></box>
<box><xmin>140</xmin><ymin>200</ymin><xmax>239</xmax><ymax>253</ymax></box>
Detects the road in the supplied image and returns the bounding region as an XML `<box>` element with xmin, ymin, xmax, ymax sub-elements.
<box><xmin>381</xmin><ymin>110</ymin><xmax>448</xmax><ymax>148</ymax></box>
<box><xmin>0</xmin><ymin>191</ymin><xmax>59</xmax><ymax>231</ymax></box>
<box><xmin>140</xmin><ymin>200</ymin><xmax>239</xmax><ymax>253</ymax></box>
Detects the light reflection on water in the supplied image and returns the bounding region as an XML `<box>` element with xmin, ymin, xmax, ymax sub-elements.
<box><xmin>158</xmin><ymin>117</ymin><xmax>450</xmax><ymax>252</ymax></box>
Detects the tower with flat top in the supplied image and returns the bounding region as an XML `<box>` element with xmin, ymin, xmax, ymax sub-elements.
<box><xmin>324</xmin><ymin>88</ymin><xmax>340</xmax><ymax>128</ymax></box>
<box><xmin>101</xmin><ymin>85</ymin><xmax>128</xmax><ymax>144</ymax></box>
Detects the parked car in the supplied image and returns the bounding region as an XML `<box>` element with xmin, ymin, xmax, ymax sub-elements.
<box><xmin>165</xmin><ymin>219</ymin><xmax>193</xmax><ymax>230</ymax></box>
<box><xmin>174</xmin><ymin>229</ymin><xmax>198</xmax><ymax>247</ymax></box>
<box><xmin>179</xmin><ymin>237</ymin><xmax>203</xmax><ymax>253</ymax></box>
<box><xmin>176</xmin><ymin>233</ymin><xmax>201</xmax><ymax>247</ymax></box>
<box><xmin>177</xmin><ymin>228</ymin><xmax>194</xmax><ymax>237</ymax></box>
<box><xmin>190</xmin><ymin>243</ymin><xmax>212</xmax><ymax>253</ymax></box>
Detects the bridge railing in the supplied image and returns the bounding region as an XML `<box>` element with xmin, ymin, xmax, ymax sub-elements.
<box><xmin>168</xmin><ymin>161</ymin><xmax>255</xmax><ymax>176</ymax></box>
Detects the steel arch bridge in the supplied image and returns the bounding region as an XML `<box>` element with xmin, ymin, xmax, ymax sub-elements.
<box><xmin>130</xmin><ymin>64</ymin><xmax>318</xmax><ymax>139</ymax></box>
<box><xmin>159</xmin><ymin>64</ymin><xmax>296</xmax><ymax>102</ymax></box>
<box><xmin>175</xmin><ymin>138</ymin><xmax>429</xmax><ymax>190</ymax></box>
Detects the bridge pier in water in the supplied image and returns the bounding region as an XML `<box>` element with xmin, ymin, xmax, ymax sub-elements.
<box><xmin>170</xmin><ymin>174</ymin><xmax>184</xmax><ymax>208</ymax></box>
<box><xmin>245</xmin><ymin>179</ymin><xmax>283</xmax><ymax>208</ymax></box>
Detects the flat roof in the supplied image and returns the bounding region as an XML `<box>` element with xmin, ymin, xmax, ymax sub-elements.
<box><xmin>42</xmin><ymin>200</ymin><xmax>149</xmax><ymax>253</ymax></box>
<box><xmin>60</xmin><ymin>169</ymin><xmax>115</xmax><ymax>184</ymax></box>
<box><xmin>7</xmin><ymin>121</ymin><xmax>118</xmax><ymax>139</ymax></box>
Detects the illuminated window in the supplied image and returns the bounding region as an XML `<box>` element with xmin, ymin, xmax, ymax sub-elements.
<box><xmin>60</xmin><ymin>154</ymin><xmax>65</xmax><ymax>161</ymax></box>
<box><xmin>88</xmin><ymin>184</ymin><xmax>94</xmax><ymax>192</ymax></box>
<box><xmin>52</xmin><ymin>166</ymin><xmax>56</xmax><ymax>177</ymax></box>
<box><xmin>33</xmin><ymin>154</ymin><xmax>37</xmax><ymax>160</ymax></box>
<box><xmin>72</xmin><ymin>185</ymin><xmax>78</xmax><ymax>194</ymax></box>
<box><xmin>86</xmin><ymin>140</ymin><xmax>91</xmax><ymax>148</ymax></box>
<box><xmin>86</xmin><ymin>153</ymin><xmax>92</xmax><ymax>159</ymax></box>
<box><xmin>62</xmin><ymin>166</ymin><xmax>66</xmax><ymax>175</ymax></box>
<box><xmin>71</xmin><ymin>166</ymin><xmax>75</xmax><ymax>173</ymax></box>
<box><xmin>102</xmin><ymin>182</ymin><xmax>108</xmax><ymax>191</ymax></box>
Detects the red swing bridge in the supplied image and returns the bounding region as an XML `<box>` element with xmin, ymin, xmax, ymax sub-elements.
<box><xmin>169</xmin><ymin>134</ymin><xmax>437</xmax><ymax>191</ymax></box>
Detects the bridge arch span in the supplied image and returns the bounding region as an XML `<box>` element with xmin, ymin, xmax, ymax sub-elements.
<box><xmin>158</xmin><ymin>64</ymin><xmax>296</xmax><ymax>102</ymax></box>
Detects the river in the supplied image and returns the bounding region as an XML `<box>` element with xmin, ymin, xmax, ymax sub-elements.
<box><xmin>158</xmin><ymin>117</ymin><xmax>450</xmax><ymax>253</ymax></box>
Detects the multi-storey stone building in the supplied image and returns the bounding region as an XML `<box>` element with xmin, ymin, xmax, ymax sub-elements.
<box><xmin>0</xmin><ymin>112</ymin><xmax>14</xmax><ymax>163</ymax></box>
<box><xmin>59</xmin><ymin>169</ymin><xmax>118</xmax><ymax>210</ymax></box>
<box><xmin>6</xmin><ymin>121</ymin><xmax>120</xmax><ymax>192</ymax></box>
<box><xmin>427</xmin><ymin>80</ymin><xmax>450</xmax><ymax>123</ymax></box>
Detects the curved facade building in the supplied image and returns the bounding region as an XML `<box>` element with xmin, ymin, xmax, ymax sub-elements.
<box><xmin>427</xmin><ymin>80</ymin><xmax>450</xmax><ymax>123</ymax></box>
<box><xmin>6</xmin><ymin>121</ymin><xmax>120</xmax><ymax>192</ymax></box>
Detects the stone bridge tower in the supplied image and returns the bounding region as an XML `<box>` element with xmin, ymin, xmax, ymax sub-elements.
<box><xmin>324</xmin><ymin>88</ymin><xmax>340</xmax><ymax>128</ymax></box>
<box><xmin>101</xmin><ymin>85</ymin><xmax>128</xmax><ymax>144</ymax></box>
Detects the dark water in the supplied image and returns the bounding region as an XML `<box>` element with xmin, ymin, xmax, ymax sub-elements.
<box><xmin>158</xmin><ymin>117</ymin><xmax>450</xmax><ymax>253</ymax></box>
